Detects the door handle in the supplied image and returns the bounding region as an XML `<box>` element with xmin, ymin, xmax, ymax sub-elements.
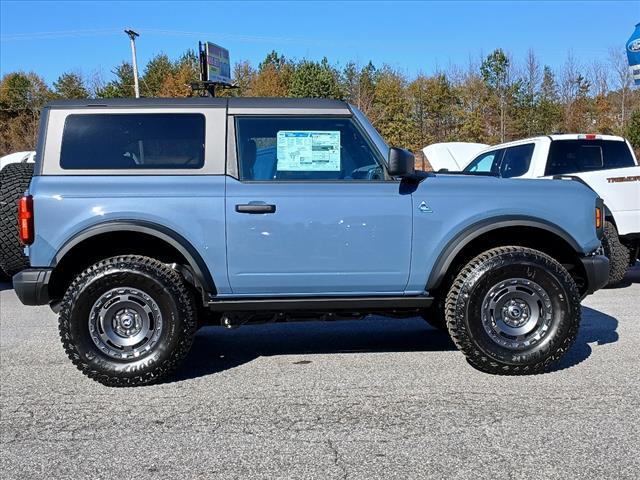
<box><xmin>235</xmin><ymin>203</ymin><xmax>276</xmax><ymax>214</ymax></box>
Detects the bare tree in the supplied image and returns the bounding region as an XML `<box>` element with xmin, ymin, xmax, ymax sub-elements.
<box><xmin>560</xmin><ymin>52</ymin><xmax>591</xmax><ymax>131</ymax></box>
<box><xmin>588</xmin><ymin>60</ymin><xmax>609</xmax><ymax>97</ymax></box>
<box><xmin>560</xmin><ymin>52</ymin><xmax>580</xmax><ymax>105</ymax></box>
<box><xmin>88</xmin><ymin>69</ymin><xmax>106</xmax><ymax>98</ymax></box>
<box><xmin>609</xmin><ymin>47</ymin><xmax>633</xmax><ymax>129</ymax></box>
<box><xmin>524</xmin><ymin>49</ymin><xmax>541</xmax><ymax>100</ymax></box>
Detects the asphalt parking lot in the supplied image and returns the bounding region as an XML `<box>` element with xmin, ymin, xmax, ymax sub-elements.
<box><xmin>1</xmin><ymin>265</ymin><xmax>639</xmax><ymax>479</ymax></box>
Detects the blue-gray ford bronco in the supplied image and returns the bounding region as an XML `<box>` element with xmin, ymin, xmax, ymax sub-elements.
<box><xmin>13</xmin><ymin>98</ymin><xmax>609</xmax><ymax>386</ymax></box>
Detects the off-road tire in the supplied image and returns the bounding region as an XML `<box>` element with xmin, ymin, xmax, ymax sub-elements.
<box><xmin>602</xmin><ymin>221</ymin><xmax>630</xmax><ymax>286</ymax></box>
<box><xmin>445</xmin><ymin>246</ymin><xmax>581</xmax><ymax>375</ymax></box>
<box><xmin>58</xmin><ymin>255</ymin><xmax>197</xmax><ymax>387</ymax></box>
<box><xmin>0</xmin><ymin>163</ymin><xmax>34</xmax><ymax>276</ymax></box>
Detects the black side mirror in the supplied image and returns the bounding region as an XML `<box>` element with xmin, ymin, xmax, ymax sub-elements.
<box><xmin>388</xmin><ymin>147</ymin><xmax>415</xmax><ymax>177</ymax></box>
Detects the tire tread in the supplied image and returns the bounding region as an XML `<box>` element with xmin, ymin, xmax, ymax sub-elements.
<box><xmin>602</xmin><ymin>221</ymin><xmax>630</xmax><ymax>285</ymax></box>
<box><xmin>444</xmin><ymin>246</ymin><xmax>581</xmax><ymax>375</ymax></box>
<box><xmin>0</xmin><ymin>163</ymin><xmax>34</xmax><ymax>275</ymax></box>
<box><xmin>58</xmin><ymin>255</ymin><xmax>197</xmax><ymax>387</ymax></box>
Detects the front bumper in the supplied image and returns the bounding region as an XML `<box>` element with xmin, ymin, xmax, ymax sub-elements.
<box><xmin>580</xmin><ymin>255</ymin><xmax>609</xmax><ymax>296</ymax></box>
<box><xmin>13</xmin><ymin>268</ymin><xmax>52</xmax><ymax>306</ymax></box>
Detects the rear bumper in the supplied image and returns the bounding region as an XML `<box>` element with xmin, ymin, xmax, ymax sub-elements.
<box><xmin>580</xmin><ymin>255</ymin><xmax>609</xmax><ymax>296</ymax></box>
<box><xmin>13</xmin><ymin>268</ymin><xmax>52</xmax><ymax>306</ymax></box>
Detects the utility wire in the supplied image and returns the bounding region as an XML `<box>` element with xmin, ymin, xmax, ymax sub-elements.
<box><xmin>1</xmin><ymin>27</ymin><xmax>346</xmax><ymax>48</ymax></box>
<box><xmin>1</xmin><ymin>28</ymin><xmax>123</xmax><ymax>40</ymax></box>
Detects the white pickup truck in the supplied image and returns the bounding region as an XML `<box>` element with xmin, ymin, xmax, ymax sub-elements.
<box><xmin>424</xmin><ymin>134</ymin><xmax>640</xmax><ymax>285</ymax></box>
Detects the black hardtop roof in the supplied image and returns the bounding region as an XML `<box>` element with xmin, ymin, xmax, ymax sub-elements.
<box><xmin>46</xmin><ymin>97</ymin><xmax>350</xmax><ymax>110</ymax></box>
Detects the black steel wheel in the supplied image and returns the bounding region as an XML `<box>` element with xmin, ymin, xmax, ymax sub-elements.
<box><xmin>58</xmin><ymin>255</ymin><xmax>197</xmax><ymax>387</ymax></box>
<box><xmin>445</xmin><ymin>246</ymin><xmax>581</xmax><ymax>375</ymax></box>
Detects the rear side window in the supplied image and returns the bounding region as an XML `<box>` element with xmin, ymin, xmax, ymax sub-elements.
<box><xmin>60</xmin><ymin>113</ymin><xmax>205</xmax><ymax>170</ymax></box>
<box><xmin>500</xmin><ymin>143</ymin><xmax>534</xmax><ymax>178</ymax></box>
<box><xmin>546</xmin><ymin>140</ymin><xmax>635</xmax><ymax>176</ymax></box>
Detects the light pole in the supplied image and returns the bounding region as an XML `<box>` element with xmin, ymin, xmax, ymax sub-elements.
<box><xmin>124</xmin><ymin>29</ymin><xmax>140</xmax><ymax>98</ymax></box>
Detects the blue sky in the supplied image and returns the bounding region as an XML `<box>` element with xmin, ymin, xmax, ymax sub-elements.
<box><xmin>1</xmin><ymin>0</ymin><xmax>638</xmax><ymax>85</ymax></box>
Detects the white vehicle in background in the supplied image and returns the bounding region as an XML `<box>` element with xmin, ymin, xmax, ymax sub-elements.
<box><xmin>422</xmin><ymin>142</ymin><xmax>487</xmax><ymax>171</ymax></box>
<box><xmin>424</xmin><ymin>134</ymin><xmax>640</xmax><ymax>285</ymax></box>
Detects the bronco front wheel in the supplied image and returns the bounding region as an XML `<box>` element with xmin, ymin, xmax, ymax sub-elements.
<box><xmin>58</xmin><ymin>255</ymin><xmax>197</xmax><ymax>387</ymax></box>
<box><xmin>445</xmin><ymin>246</ymin><xmax>581</xmax><ymax>375</ymax></box>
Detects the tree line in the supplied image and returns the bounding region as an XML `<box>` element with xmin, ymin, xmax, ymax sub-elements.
<box><xmin>1</xmin><ymin>48</ymin><xmax>639</xmax><ymax>166</ymax></box>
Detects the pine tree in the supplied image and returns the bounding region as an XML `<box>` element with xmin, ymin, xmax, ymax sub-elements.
<box><xmin>372</xmin><ymin>66</ymin><xmax>412</xmax><ymax>148</ymax></box>
<box><xmin>290</xmin><ymin>58</ymin><xmax>342</xmax><ymax>99</ymax></box>
<box><xmin>408</xmin><ymin>73</ymin><xmax>458</xmax><ymax>149</ymax></box>
<box><xmin>95</xmin><ymin>62</ymin><xmax>135</xmax><ymax>98</ymax></box>
<box><xmin>538</xmin><ymin>66</ymin><xmax>563</xmax><ymax>134</ymax></box>
<box><xmin>250</xmin><ymin>51</ymin><xmax>292</xmax><ymax>97</ymax></box>
<box><xmin>0</xmin><ymin>72</ymin><xmax>52</xmax><ymax>154</ymax></box>
<box><xmin>53</xmin><ymin>72</ymin><xmax>89</xmax><ymax>99</ymax></box>
<box><xmin>141</xmin><ymin>54</ymin><xmax>176</xmax><ymax>97</ymax></box>
<box><xmin>481</xmin><ymin>49</ymin><xmax>512</xmax><ymax>142</ymax></box>
<box><xmin>625</xmin><ymin>109</ymin><xmax>640</xmax><ymax>152</ymax></box>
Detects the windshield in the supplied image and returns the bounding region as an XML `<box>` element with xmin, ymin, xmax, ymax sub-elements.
<box><xmin>350</xmin><ymin>105</ymin><xmax>389</xmax><ymax>161</ymax></box>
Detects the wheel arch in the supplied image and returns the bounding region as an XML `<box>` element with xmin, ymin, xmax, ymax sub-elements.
<box><xmin>49</xmin><ymin>220</ymin><xmax>216</xmax><ymax>301</ymax></box>
<box><xmin>426</xmin><ymin>217</ymin><xmax>586</xmax><ymax>293</ymax></box>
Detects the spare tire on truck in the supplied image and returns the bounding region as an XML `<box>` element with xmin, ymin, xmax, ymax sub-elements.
<box><xmin>0</xmin><ymin>163</ymin><xmax>34</xmax><ymax>276</ymax></box>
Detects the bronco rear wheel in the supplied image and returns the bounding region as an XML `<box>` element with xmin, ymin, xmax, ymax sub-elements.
<box><xmin>445</xmin><ymin>246</ymin><xmax>580</xmax><ymax>375</ymax></box>
<box><xmin>58</xmin><ymin>255</ymin><xmax>197</xmax><ymax>387</ymax></box>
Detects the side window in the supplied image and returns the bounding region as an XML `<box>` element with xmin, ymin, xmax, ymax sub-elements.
<box><xmin>602</xmin><ymin>141</ymin><xmax>636</xmax><ymax>169</ymax></box>
<box><xmin>465</xmin><ymin>149</ymin><xmax>503</xmax><ymax>174</ymax></box>
<box><xmin>546</xmin><ymin>140</ymin><xmax>635</xmax><ymax>175</ymax></box>
<box><xmin>235</xmin><ymin>117</ymin><xmax>385</xmax><ymax>181</ymax></box>
<box><xmin>500</xmin><ymin>143</ymin><xmax>535</xmax><ymax>178</ymax></box>
<box><xmin>60</xmin><ymin>113</ymin><xmax>205</xmax><ymax>170</ymax></box>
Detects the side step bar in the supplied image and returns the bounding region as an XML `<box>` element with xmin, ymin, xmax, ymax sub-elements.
<box><xmin>207</xmin><ymin>295</ymin><xmax>433</xmax><ymax>311</ymax></box>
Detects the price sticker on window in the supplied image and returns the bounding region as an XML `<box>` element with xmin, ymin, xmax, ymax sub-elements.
<box><xmin>276</xmin><ymin>131</ymin><xmax>340</xmax><ymax>171</ymax></box>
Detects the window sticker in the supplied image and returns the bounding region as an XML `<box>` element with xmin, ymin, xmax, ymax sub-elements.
<box><xmin>276</xmin><ymin>131</ymin><xmax>340</xmax><ymax>171</ymax></box>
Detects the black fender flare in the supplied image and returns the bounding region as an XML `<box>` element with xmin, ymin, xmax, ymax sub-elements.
<box><xmin>52</xmin><ymin>220</ymin><xmax>216</xmax><ymax>294</ymax></box>
<box><xmin>603</xmin><ymin>204</ymin><xmax>616</xmax><ymax>226</ymax></box>
<box><xmin>425</xmin><ymin>216</ymin><xmax>584</xmax><ymax>291</ymax></box>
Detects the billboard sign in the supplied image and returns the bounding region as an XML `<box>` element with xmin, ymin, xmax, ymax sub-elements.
<box><xmin>204</xmin><ymin>42</ymin><xmax>231</xmax><ymax>84</ymax></box>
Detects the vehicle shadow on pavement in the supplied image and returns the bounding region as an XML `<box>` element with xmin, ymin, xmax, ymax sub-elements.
<box><xmin>552</xmin><ymin>306</ymin><xmax>619</xmax><ymax>372</ymax></box>
<box><xmin>171</xmin><ymin>318</ymin><xmax>455</xmax><ymax>382</ymax></box>
<box><xmin>172</xmin><ymin>304</ymin><xmax>621</xmax><ymax>382</ymax></box>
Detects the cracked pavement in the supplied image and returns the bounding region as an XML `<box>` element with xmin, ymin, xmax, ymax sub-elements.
<box><xmin>1</xmin><ymin>265</ymin><xmax>639</xmax><ymax>479</ymax></box>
